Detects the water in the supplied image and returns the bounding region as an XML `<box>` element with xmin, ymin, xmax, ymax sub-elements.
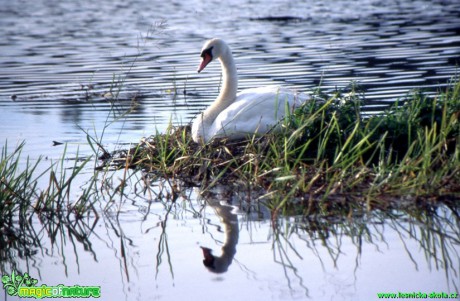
<box><xmin>2</xmin><ymin>181</ymin><xmax>460</xmax><ymax>301</ymax></box>
<box><xmin>1</xmin><ymin>0</ymin><xmax>460</xmax><ymax>300</ymax></box>
<box><xmin>1</xmin><ymin>0</ymin><xmax>460</xmax><ymax>158</ymax></box>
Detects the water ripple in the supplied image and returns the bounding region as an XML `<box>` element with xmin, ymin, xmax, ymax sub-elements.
<box><xmin>0</xmin><ymin>0</ymin><xmax>459</xmax><ymax>153</ymax></box>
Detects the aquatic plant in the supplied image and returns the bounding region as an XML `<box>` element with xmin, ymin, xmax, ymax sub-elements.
<box><xmin>0</xmin><ymin>141</ymin><xmax>99</xmax><ymax>274</ymax></box>
<box><xmin>99</xmin><ymin>79</ymin><xmax>460</xmax><ymax>214</ymax></box>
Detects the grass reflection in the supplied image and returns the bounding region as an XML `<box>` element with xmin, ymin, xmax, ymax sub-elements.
<box><xmin>0</xmin><ymin>201</ymin><xmax>98</xmax><ymax>280</ymax></box>
<box><xmin>271</xmin><ymin>199</ymin><xmax>460</xmax><ymax>294</ymax></box>
<box><xmin>155</xmin><ymin>202</ymin><xmax>175</xmax><ymax>281</ymax></box>
<box><xmin>0</xmin><ymin>141</ymin><xmax>98</xmax><ymax>277</ymax></box>
<box><xmin>1</xmin><ymin>166</ymin><xmax>458</xmax><ymax>298</ymax></box>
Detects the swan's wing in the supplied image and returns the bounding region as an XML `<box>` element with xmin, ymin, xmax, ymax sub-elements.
<box><xmin>210</xmin><ymin>86</ymin><xmax>309</xmax><ymax>139</ymax></box>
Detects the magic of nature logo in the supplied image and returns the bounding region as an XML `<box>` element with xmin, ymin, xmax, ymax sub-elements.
<box><xmin>2</xmin><ymin>270</ymin><xmax>100</xmax><ymax>299</ymax></box>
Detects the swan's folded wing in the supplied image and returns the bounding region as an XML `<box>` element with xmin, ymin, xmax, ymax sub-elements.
<box><xmin>211</xmin><ymin>86</ymin><xmax>308</xmax><ymax>139</ymax></box>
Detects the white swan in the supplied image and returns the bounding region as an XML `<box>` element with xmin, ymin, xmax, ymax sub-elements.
<box><xmin>191</xmin><ymin>38</ymin><xmax>309</xmax><ymax>143</ymax></box>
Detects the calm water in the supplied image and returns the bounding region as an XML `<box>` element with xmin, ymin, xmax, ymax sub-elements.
<box><xmin>1</xmin><ymin>0</ymin><xmax>459</xmax><ymax>300</ymax></box>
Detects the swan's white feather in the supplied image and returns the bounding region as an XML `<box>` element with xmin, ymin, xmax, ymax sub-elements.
<box><xmin>208</xmin><ymin>86</ymin><xmax>307</xmax><ymax>140</ymax></box>
<box><xmin>191</xmin><ymin>39</ymin><xmax>309</xmax><ymax>143</ymax></box>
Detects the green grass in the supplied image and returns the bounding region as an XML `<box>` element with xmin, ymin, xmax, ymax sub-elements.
<box><xmin>0</xmin><ymin>142</ymin><xmax>97</xmax><ymax>219</ymax></box>
<box><xmin>101</xmin><ymin>79</ymin><xmax>460</xmax><ymax>215</ymax></box>
<box><xmin>0</xmin><ymin>141</ymin><xmax>99</xmax><ymax>273</ymax></box>
<box><xmin>1</xmin><ymin>80</ymin><xmax>458</xmax><ymax>224</ymax></box>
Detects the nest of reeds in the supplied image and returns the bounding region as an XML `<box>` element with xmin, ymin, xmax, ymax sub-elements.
<box><xmin>97</xmin><ymin>82</ymin><xmax>460</xmax><ymax>214</ymax></box>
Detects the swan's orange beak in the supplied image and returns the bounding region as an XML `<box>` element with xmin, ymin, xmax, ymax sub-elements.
<box><xmin>197</xmin><ymin>53</ymin><xmax>212</xmax><ymax>73</ymax></box>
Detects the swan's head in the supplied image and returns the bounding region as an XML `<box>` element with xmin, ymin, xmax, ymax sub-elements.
<box><xmin>197</xmin><ymin>38</ymin><xmax>229</xmax><ymax>73</ymax></box>
<box><xmin>200</xmin><ymin>246</ymin><xmax>230</xmax><ymax>274</ymax></box>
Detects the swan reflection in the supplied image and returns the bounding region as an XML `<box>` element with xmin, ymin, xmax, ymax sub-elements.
<box><xmin>200</xmin><ymin>197</ymin><xmax>239</xmax><ymax>274</ymax></box>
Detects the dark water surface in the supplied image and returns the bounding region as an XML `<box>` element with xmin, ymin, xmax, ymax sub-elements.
<box><xmin>1</xmin><ymin>0</ymin><xmax>460</xmax><ymax>300</ymax></box>
<box><xmin>1</xmin><ymin>0</ymin><xmax>460</xmax><ymax>156</ymax></box>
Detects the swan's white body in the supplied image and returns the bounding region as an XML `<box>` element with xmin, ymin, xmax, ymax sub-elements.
<box><xmin>191</xmin><ymin>38</ymin><xmax>309</xmax><ymax>143</ymax></box>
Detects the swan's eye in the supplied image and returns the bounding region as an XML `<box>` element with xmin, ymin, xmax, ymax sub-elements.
<box><xmin>200</xmin><ymin>46</ymin><xmax>214</xmax><ymax>60</ymax></box>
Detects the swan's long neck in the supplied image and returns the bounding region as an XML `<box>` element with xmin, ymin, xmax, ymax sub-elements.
<box><xmin>203</xmin><ymin>49</ymin><xmax>238</xmax><ymax>122</ymax></box>
<box><xmin>216</xmin><ymin>202</ymin><xmax>238</xmax><ymax>263</ymax></box>
<box><xmin>205</xmin><ymin>200</ymin><xmax>239</xmax><ymax>273</ymax></box>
